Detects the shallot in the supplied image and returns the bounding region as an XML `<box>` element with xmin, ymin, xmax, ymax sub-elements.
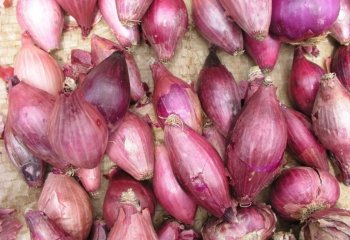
<box><xmin>116</xmin><ymin>0</ymin><xmax>153</xmax><ymax>27</ymax></box>
<box><xmin>158</xmin><ymin>221</ymin><xmax>200</xmax><ymax>240</ymax></box>
<box><xmin>331</xmin><ymin>45</ymin><xmax>350</xmax><ymax>91</ymax></box>
<box><xmin>330</xmin><ymin>0</ymin><xmax>350</xmax><ymax>45</ymax></box>
<box><xmin>77</xmin><ymin>164</ymin><xmax>101</xmax><ymax>193</ymax></box>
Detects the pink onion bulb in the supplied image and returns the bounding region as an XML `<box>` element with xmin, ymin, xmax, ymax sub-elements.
<box><xmin>76</xmin><ymin>164</ymin><xmax>101</xmax><ymax>193</ymax></box>
<box><xmin>330</xmin><ymin>0</ymin><xmax>350</xmax><ymax>45</ymax></box>
<box><xmin>158</xmin><ymin>221</ymin><xmax>200</xmax><ymax>240</ymax></box>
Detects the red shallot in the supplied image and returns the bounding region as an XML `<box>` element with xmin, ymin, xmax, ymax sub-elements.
<box><xmin>203</xmin><ymin>122</ymin><xmax>226</xmax><ymax>161</ymax></box>
<box><xmin>219</xmin><ymin>0</ymin><xmax>272</xmax><ymax>40</ymax></box>
<box><xmin>197</xmin><ymin>50</ymin><xmax>241</xmax><ymax>137</ymax></box>
<box><xmin>151</xmin><ymin>60</ymin><xmax>202</xmax><ymax>133</ymax></box>
<box><xmin>164</xmin><ymin>114</ymin><xmax>234</xmax><ymax>221</ymax></box>
<box><xmin>330</xmin><ymin>0</ymin><xmax>350</xmax><ymax>45</ymax></box>
<box><xmin>89</xmin><ymin>220</ymin><xmax>108</xmax><ymax>240</ymax></box>
<box><xmin>77</xmin><ymin>164</ymin><xmax>101</xmax><ymax>193</ymax></box>
<box><xmin>270</xmin><ymin>167</ymin><xmax>340</xmax><ymax>221</ymax></box>
<box><xmin>331</xmin><ymin>45</ymin><xmax>350</xmax><ymax>91</ymax></box>
<box><xmin>38</xmin><ymin>173</ymin><xmax>93</xmax><ymax>240</ymax></box>
<box><xmin>158</xmin><ymin>221</ymin><xmax>200</xmax><ymax>240</ymax></box>
<box><xmin>154</xmin><ymin>143</ymin><xmax>197</xmax><ymax>225</ymax></box>
<box><xmin>0</xmin><ymin>209</ymin><xmax>22</xmax><ymax>240</ymax></box>
<box><xmin>243</xmin><ymin>66</ymin><xmax>265</xmax><ymax>102</ymax></box>
<box><xmin>227</xmin><ymin>79</ymin><xmax>287</xmax><ymax>206</ymax></box>
<box><xmin>142</xmin><ymin>0</ymin><xmax>188</xmax><ymax>61</ymax></box>
<box><xmin>106</xmin><ymin>112</ymin><xmax>154</xmax><ymax>180</ymax></box>
<box><xmin>192</xmin><ymin>0</ymin><xmax>243</xmax><ymax>55</ymax></box>
<box><xmin>16</xmin><ymin>0</ymin><xmax>63</xmax><ymax>51</ymax></box>
<box><xmin>116</xmin><ymin>0</ymin><xmax>153</xmax><ymax>27</ymax></box>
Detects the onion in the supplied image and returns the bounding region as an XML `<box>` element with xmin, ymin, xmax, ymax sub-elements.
<box><xmin>14</xmin><ymin>34</ymin><xmax>64</xmax><ymax>95</ymax></box>
<box><xmin>79</xmin><ymin>51</ymin><xmax>130</xmax><ymax>129</ymax></box>
<box><xmin>272</xmin><ymin>231</ymin><xmax>296</xmax><ymax>240</ymax></box>
<box><xmin>270</xmin><ymin>167</ymin><xmax>340</xmax><ymax>221</ymax></box>
<box><xmin>244</xmin><ymin>33</ymin><xmax>281</xmax><ymax>72</ymax></box>
<box><xmin>197</xmin><ymin>50</ymin><xmax>241</xmax><ymax>137</ymax></box>
<box><xmin>203</xmin><ymin>121</ymin><xmax>226</xmax><ymax>161</ymax></box>
<box><xmin>106</xmin><ymin>112</ymin><xmax>154</xmax><ymax>180</ymax></box>
<box><xmin>48</xmin><ymin>91</ymin><xmax>108</xmax><ymax>169</ymax></box>
<box><xmin>270</xmin><ymin>0</ymin><xmax>340</xmax><ymax>43</ymax></box>
<box><xmin>243</xmin><ymin>66</ymin><xmax>265</xmax><ymax>102</ymax></box>
<box><xmin>38</xmin><ymin>173</ymin><xmax>93</xmax><ymax>240</ymax></box>
<box><xmin>331</xmin><ymin>45</ymin><xmax>350</xmax><ymax>91</ymax></box>
<box><xmin>16</xmin><ymin>0</ymin><xmax>63</xmax><ymax>51</ymax></box>
<box><xmin>330</xmin><ymin>0</ymin><xmax>350</xmax><ymax>45</ymax></box>
<box><xmin>4</xmin><ymin>122</ymin><xmax>45</xmax><ymax>188</ymax></box>
<box><xmin>56</xmin><ymin>0</ymin><xmax>98</xmax><ymax>37</ymax></box>
<box><xmin>227</xmin><ymin>79</ymin><xmax>287</xmax><ymax>206</ymax></box>
<box><xmin>90</xmin><ymin>35</ymin><xmax>145</xmax><ymax>102</ymax></box>
<box><xmin>107</xmin><ymin>205</ymin><xmax>158</xmax><ymax>240</ymax></box>
<box><xmin>154</xmin><ymin>143</ymin><xmax>197</xmax><ymax>225</ymax></box>
<box><xmin>300</xmin><ymin>208</ymin><xmax>350</xmax><ymax>239</ymax></box>
<box><xmin>103</xmin><ymin>170</ymin><xmax>155</xmax><ymax>228</ymax></box>
<box><xmin>89</xmin><ymin>220</ymin><xmax>108</xmax><ymax>240</ymax></box>
<box><xmin>218</xmin><ymin>0</ymin><xmax>272</xmax><ymax>40</ymax></box>
<box><xmin>288</xmin><ymin>47</ymin><xmax>324</xmax><ymax>115</ymax></box>
<box><xmin>158</xmin><ymin>221</ymin><xmax>200</xmax><ymax>240</ymax></box>
<box><xmin>202</xmin><ymin>204</ymin><xmax>276</xmax><ymax>240</ymax></box>
<box><xmin>8</xmin><ymin>79</ymin><xmax>68</xmax><ymax>169</ymax></box>
<box><xmin>164</xmin><ymin>114</ymin><xmax>234</xmax><ymax>221</ymax></box>
<box><xmin>192</xmin><ymin>0</ymin><xmax>243</xmax><ymax>55</ymax></box>
<box><xmin>0</xmin><ymin>209</ymin><xmax>22</xmax><ymax>240</ymax></box>
<box><xmin>151</xmin><ymin>60</ymin><xmax>202</xmax><ymax>133</ymax></box>
<box><xmin>98</xmin><ymin>0</ymin><xmax>140</xmax><ymax>48</ymax></box>
<box><xmin>116</xmin><ymin>0</ymin><xmax>153</xmax><ymax>27</ymax></box>
<box><xmin>142</xmin><ymin>0</ymin><xmax>188</xmax><ymax>61</ymax></box>
<box><xmin>281</xmin><ymin>106</ymin><xmax>329</xmax><ymax>171</ymax></box>
<box><xmin>25</xmin><ymin>210</ymin><xmax>73</xmax><ymax>239</ymax></box>
<box><xmin>77</xmin><ymin>164</ymin><xmax>101</xmax><ymax>193</ymax></box>
<box><xmin>312</xmin><ymin>73</ymin><xmax>350</xmax><ymax>185</ymax></box>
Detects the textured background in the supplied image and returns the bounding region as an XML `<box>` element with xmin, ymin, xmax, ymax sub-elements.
<box><xmin>0</xmin><ymin>0</ymin><xmax>349</xmax><ymax>239</ymax></box>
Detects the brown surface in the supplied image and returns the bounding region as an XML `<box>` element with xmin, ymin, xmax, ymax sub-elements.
<box><xmin>0</xmin><ymin>0</ymin><xmax>349</xmax><ymax>239</ymax></box>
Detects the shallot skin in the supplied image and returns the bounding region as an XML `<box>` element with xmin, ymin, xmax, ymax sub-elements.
<box><xmin>192</xmin><ymin>0</ymin><xmax>244</xmax><ymax>55</ymax></box>
<box><xmin>331</xmin><ymin>45</ymin><xmax>350</xmax><ymax>91</ymax></box>
<box><xmin>116</xmin><ymin>0</ymin><xmax>153</xmax><ymax>27</ymax></box>
<box><xmin>218</xmin><ymin>0</ymin><xmax>272</xmax><ymax>40</ymax></box>
<box><xmin>330</xmin><ymin>0</ymin><xmax>350</xmax><ymax>45</ymax></box>
<box><xmin>16</xmin><ymin>0</ymin><xmax>63</xmax><ymax>51</ymax></box>
<box><xmin>227</xmin><ymin>82</ymin><xmax>287</xmax><ymax>206</ymax></box>
<box><xmin>312</xmin><ymin>73</ymin><xmax>350</xmax><ymax>185</ymax></box>
<box><xmin>0</xmin><ymin>209</ymin><xmax>22</xmax><ymax>240</ymax></box>
<box><xmin>164</xmin><ymin>115</ymin><xmax>233</xmax><ymax>220</ymax></box>
<box><xmin>203</xmin><ymin>123</ymin><xmax>226</xmax><ymax>161</ymax></box>
<box><xmin>142</xmin><ymin>0</ymin><xmax>188</xmax><ymax>61</ymax></box>
<box><xmin>88</xmin><ymin>220</ymin><xmax>108</xmax><ymax>240</ymax></box>
<box><xmin>77</xmin><ymin>164</ymin><xmax>101</xmax><ymax>193</ymax></box>
<box><xmin>158</xmin><ymin>221</ymin><xmax>200</xmax><ymax>240</ymax></box>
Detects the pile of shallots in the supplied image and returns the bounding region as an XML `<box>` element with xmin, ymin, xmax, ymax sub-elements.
<box><xmin>2</xmin><ymin>0</ymin><xmax>350</xmax><ymax>239</ymax></box>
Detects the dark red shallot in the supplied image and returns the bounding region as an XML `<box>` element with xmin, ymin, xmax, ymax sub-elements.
<box><xmin>331</xmin><ymin>45</ymin><xmax>350</xmax><ymax>91</ymax></box>
<box><xmin>77</xmin><ymin>164</ymin><xmax>101</xmax><ymax>193</ymax></box>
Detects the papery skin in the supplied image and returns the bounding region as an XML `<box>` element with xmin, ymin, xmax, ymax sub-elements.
<box><xmin>244</xmin><ymin>33</ymin><xmax>281</xmax><ymax>72</ymax></box>
<box><xmin>158</xmin><ymin>221</ymin><xmax>200</xmax><ymax>240</ymax></box>
<box><xmin>142</xmin><ymin>0</ymin><xmax>188</xmax><ymax>61</ymax></box>
<box><xmin>14</xmin><ymin>34</ymin><xmax>64</xmax><ymax>95</ymax></box>
<box><xmin>197</xmin><ymin>50</ymin><xmax>241</xmax><ymax>137</ymax></box>
<box><xmin>202</xmin><ymin>204</ymin><xmax>276</xmax><ymax>240</ymax></box>
<box><xmin>270</xmin><ymin>167</ymin><xmax>340</xmax><ymax>221</ymax></box>
<box><xmin>106</xmin><ymin>112</ymin><xmax>154</xmax><ymax>180</ymax></box>
<box><xmin>77</xmin><ymin>164</ymin><xmax>101</xmax><ymax>192</ymax></box>
<box><xmin>300</xmin><ymin>208</ymin><xmax>350</xmax><ymax>240</ymax></box>
<box><xmin>227</xmin><ymin>82</ymin><xmax>287</xmax><ymax>206</ymax></box>
<box><xmin>16</xmin><ymin>0</ymin><xmax>63</xmax><ymax>51</ymax></box>
<box><xmin>48</xmin><ymin>92</ymin><xmax>108</xmax><ymax>169</ymax></box>
<box><xmin>107</xmin><ymin>206</ymin><xmax>158</xmax><ymax>240</ymax></box>
<box><xmin>330</xmin><ymin>0</ymin><xmax>350</xmax><ymax>45</ymax></box>
<box><xmin>218</xmin><ymin>0</ymin><xmax>272</xmax><ymax>40</ymax></box>
<box><xmin>56</xmin><ymin>0</ymin><xmax>98</xmax><ymax>37</ymax></box>
<box><xmin>38</xmin><ymin>173</ymin><xmax>93</xmax><ymax>240</ymax></box>
<box><xmin>89</xmin><ymin>220</ymin><xmax>108</xmax><ymax>240</ymax></box>
<box><xmin>25</xmin><ymin>210</ymin><xmax>74</xmax><ymax>240</ymax></box>
<box><xmin>79</xmin><ymin>51</ymin><xmax>130</xmax><ymax>129</ymax></box>
<box><xmin>154</xmin><ymin>143</ymin><xmax>197</xmax><ymax>225</ymax></box>
<box><xmin>164</xmin><ymin>115</ymin><xmax>234</xmax><ymax>220</ymax></box>
<box><xmin>98</xmin><ymin>0</ymin><xmax>140</xmax><ymax>48</ymax></box>
<box><xmin>8</xmin><ymin>80</ymin><xmax>68</xmax><ymax>169</ymax></box>
<box><xmin>203</xmin><ymin>123</ymin><xmax>226</xmax><ymax>161</ymax></box>
<box><xmin>281</xmin><ymin>106</ymin><xmax>329</xmax><ymax>171</ymax></box>
<box><xmin>103</xmin><ymin>171</ymin><xmax>155</xmax><ymax>228</ymax></box>
<box><xmin>90</xmin><ymin>35</ymin><xmax>145</xmax><ymax>102</ymax></box>
<box><xmin>331</xmin><ymin>45</ymin><xmax>350</xmax><ymax>91</ymax></box>
<box><xmin>272</xmin><ymin>231</ymin><xmax>296</xmax><ymax>240</ymax></box>
<box><xmin>151</xmin><ymin>61</ymin><xmax>202</xmax><ymax>133</ymax></box>
<box><xmin>270</xmin><ymin>0</ymin><xmax>340</xmax><ymax>42</ymax></box>
<box><xmin>288</xmin><ymin>47</ymin><xmax>324</xmax><ymax>115</ymax></box>
<box><xmin>4</xmin><ymin>122</ymin><xmax>45</xmax><ymax>188</ymax></box>
<box><xmin>116</xmin><ymin>0</ymin><xmax>153</xmax><ymax>26</ymax></box>
<box><xmin>244</xmin><ymin>66</ymin><xmax>265</xmax><ymax>102</ymax></box>
<box><xmin>192</xmin><ymin>0</ymin><xmax>243</xmax><ymax>55</ymax></box>
<box><xmin>312</xmin><ymin>73</ymin><xmax>350</xmax><ymax>185</ymax></box>
<box><xmin>0</xmin><ymin>209</ymin><xmax>22</xmax><ymax>240</ymax></box>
